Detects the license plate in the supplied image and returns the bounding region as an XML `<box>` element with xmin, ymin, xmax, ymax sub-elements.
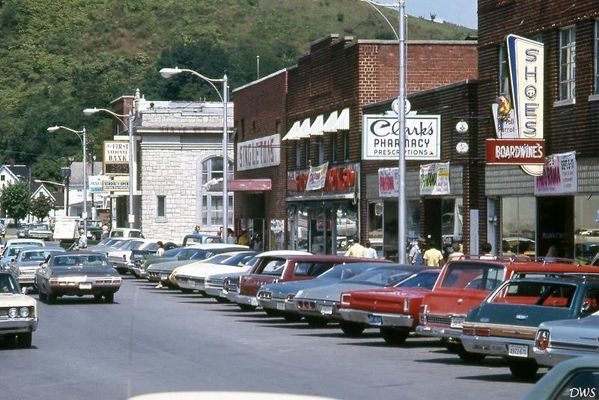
<box><xmin>79</xmin><ymin>283</ymin><xmax>92</xmax><ymax>290</ymax></box>
<box><xmin>160</xmin><ymin>274</ymin><xmax>168</xmax><ymax>280</ymax></box>
<box><xmin>276</xmin><ymin>302</ymin><xmax>286</xmax><ymax>311</ymax></box>
<box><xmin>320</xmin><ymin>305</ymin><xmax>333</xmax><ymax>315</ymax></box>
<box><xmin>508</xmin><ymin>344</ymin><xmax>529</xmax><ymax>358</ymax></box>
<box><xmin>450</xmin><ymin>317</ymin><xmax>465</xmax><ymax>328</ymax></box>
<box><xmin>368</xmin><ymin>314</ymin><xmax>383</xmax><ymax>326</ymax></box>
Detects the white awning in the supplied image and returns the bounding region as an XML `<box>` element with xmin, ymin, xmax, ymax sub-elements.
<box><xmin>297</xmin><ymin>118</ymin><xmax>311</xmax><ymax>139</ymax></box>
<box><xmin>282</xmin><ymin>121</ymin><xmax>301</xmax><ymax>141</ymax></box>
<box><xmin>323</xmin><ymin>111</ymin><xmax>338</xmax><ymax>132</ymax></box>
<box><xmin>336</xmin><ymin>107</ymin><xmax>350</xmax><ymax>130</ymax></box>
<box><xmin>309</xmin><ymin>114</ymin><xmax>324</xmax><ymax>136</ymax></box>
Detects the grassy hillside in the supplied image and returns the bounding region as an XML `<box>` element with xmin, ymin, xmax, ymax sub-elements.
<box><xmin>0</xmin><ymin>0</ymin><xmax>475</xmax><ymax>181</ymax></box>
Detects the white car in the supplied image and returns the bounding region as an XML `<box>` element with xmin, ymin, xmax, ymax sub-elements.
<box><xmin>107</xmin><ymin>239</ymin><xmax>159</xmax><ymax>273</ymax></box>
<box><xmin>172</xmin><ymin>251</ymin><xmax>258</xmax><ymax>293</ymax></box>
<box><xmin>0</xmin><ymin>271</ymin><xmax>37</xmax><ymax>348</ymax></box>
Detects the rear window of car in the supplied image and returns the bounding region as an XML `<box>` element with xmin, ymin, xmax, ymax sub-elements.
<box><xmin>261</xmin><ymin>259</ymin><xmax>286</xmax><ymax>276</ymax></box>
<box><xmin>491</xmin><ymin>281</ymin><xmax>577</xmax><ymax>307</ymax></box>
<box><xmin>440</xmin><ymin>262</ymin><xmax>505</xmax><ymax>290</ymax></box>
<box><xmin>294</xmin><ymin>262</ymin><xmax>334</xmax><ymax>277</ymax></box>
<box><xmin>52</xmin><ymin>255</ymin><xmax>109</xmax><ymax>268</ymax></box>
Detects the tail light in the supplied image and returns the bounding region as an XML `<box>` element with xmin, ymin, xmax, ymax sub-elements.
<box><xmin>463</xmin><ymin>327</ymin><xmax>491</xmax><ymax>336</ymax></box>
<box><xmin>286</xmin><ymin>294</ymin><xmax>295</xmax><ymax>302</ymax></box>
<box><xmin>535</xmin><ymin>329</ymin><xmax>550</xmax><ymax>350</ymax></box>
<box><xmin>340</xmin><ymin>293</ymin><xmax>351</xmax><ymax>307</ymax></box>
<box><xmin>463</xmin><ymin>327</ymin><xmax>475</xmax><ymax>336</ymax></box>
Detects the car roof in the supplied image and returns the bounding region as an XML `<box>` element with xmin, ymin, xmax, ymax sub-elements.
<box><xmin>267</xmin><ymin>254</ymin><xmax>392</xmax><ymax>263</ymax></box>
<box><xmin>183</xmin><ymin>243</ymin><xmax>249</xmax><ymax>250</ymax></box>
<box><xmin>255</xmin><ymin>250</ymin><xmax>312</xmax><ymax>257</ymax></box>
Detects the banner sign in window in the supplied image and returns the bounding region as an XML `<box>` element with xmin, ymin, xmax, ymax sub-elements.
<box><xmin>419</xmin><ymin>162</ymin><xmax>450</xmax><ymax>195</ymax></box>
<box><xmin>306</xmin><ymin>162</ymin><xmax>329</xmax><ymax>191</ymax></box>
<box><xmin>534</xmin><ymin>151</ymin><xmax>577</xmax><ymax>195</ymax></box>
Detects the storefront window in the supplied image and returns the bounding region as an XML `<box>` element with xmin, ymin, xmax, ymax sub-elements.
<box><xmin>441</xmin><ymin>198</ymin><xmax>463</xmax><ymax>241</ymax></box>
<box><xmin>501</xmin><ymin>197</ymin><xmax>536</xmax><ymax>256</ymax></box>
<box><xmin>368</xmin><ymin>202</ymin><xmax>383</xmax><ymax>257</ymax></box>
<box><xmin>574</xmin><ymin>195</ymin><xmax>599</xmax><ymax>264</ymax></box>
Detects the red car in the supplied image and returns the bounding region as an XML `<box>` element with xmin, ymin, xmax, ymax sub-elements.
<box><xmin>338</xmin><ymin>269</ymin><xmax>440</xmax><ymax>344</ymax></box>
<box><xmin>229</xmin><ymin>253</ymin><xmax>376</xmax><ymax>311</ymax></box>
<box><xmin>415</xmin><ymin>258</ymin><xmax>599</xmax><ymax>361</ymax></box>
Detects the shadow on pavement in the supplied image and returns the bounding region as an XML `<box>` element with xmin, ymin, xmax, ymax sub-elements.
<box><xmin>456</xmin><ymin>372</ymin><xmax>541</xmax><ymax>384</ymax></box>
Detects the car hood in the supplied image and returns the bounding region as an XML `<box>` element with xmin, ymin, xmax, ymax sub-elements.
<box><xmin>295</xmin><ymin>282</ymin><xmax>383</xmax><ymax>302</ymax></box>
<box><xmin>261</xmin><ymin>278</ymin><xmax>339</xmax><ymax>298</ymax></box>
<box><xmin>0</xmin><ymin>293</ymin><xmax>36</xmax><ymax>307</ymax></box>
<box><xmin>174</xmin><ymin>263</ymin><xmax>252</xmax><ymax>278</ymax></box>
<box><xmin>147</xmin><ymin>260</ymin><xmax>194</xmax><ymax>273</ymax></box>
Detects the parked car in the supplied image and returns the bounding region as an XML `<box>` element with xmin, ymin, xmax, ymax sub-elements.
<box><xmin>337</xmin><ymin>269</ymin><xmax>440</xmax><ymax>342</ymax></box>
<box><xmin>294</xmin><ymin>264</ymin><xmax>419</xmax><ymax>326</ymax></box>
<box><xmin>1</xmin><ymin>241</ymin><xmax>46</xmax><ymax>269</ymax></box>
<box><xmin>461</xmin><ymin>275</ymin><xmax>599</xmax><ymax>379</ymax></box>
<box><xmin>232</xmin><ymin>253</ymin><xmax>360</xmax><ymax>311</ymax></box>
<box><xmin>171</xmin><ymin>251</ymin><xmax>258</xmax><ymax>293</ymax></box>
<box><xmin>415</xmin><ymin>258</ymin><xmax>599</xmax><ymax>361</ymax></box>
<box><xmin>257</xmin><ymin>261</ymin><xmax>393</xmax><ymax>320</ymax></box>
<box><xmin>136</xmin><ymin>245</ymin><xmax>228</xmax><ymax>279</ymax></box>
<box><xmin>0</xmin><ymin>271</ymin><xmax>37</xmax><ymax>348</ymax></box>
<box><xmin>26</xmin><ymin>223</ymin><xmax>53</xmax><ymax>241</ymax></box>
<box><xmin>146</xmin><ymin>244</ymin><xmax>249</xmax><ymax>286</ymax></box>
<box><xmin>533</xmin><ymin>309</ymin><xmax>599</xmax><ymax>368</ymax></box>
<box><xmin>16</xmin><ymin>223</ymin><xmax>30</xmax><ymax>238</ymax></box>
<box><xmin>8</xmin><ymin>247</ymin><xmax>66</xmax><ymax>291</ymax></box>
<box><xmin>107</xmin><ymin>239</ymin><xmax>161</xmax><ymax>274</ymax></box>
<box><xmin>181</xmin><ymin>234</ymin><xmax>222</xmax><ymax>246</ymax></box>
<box><xmin>523</xmin><ymin>357</ymin><xmax>599</xmax><ymax>400</ymax></box>
<box><xmin>109</xmin><ymin>228</ymin><xmax>144</xmax><ymax>239</ymax></box>
<box><xmin>82</xmin><ymin>220</ymin><xmax>104</xmax><ymax>240</ymax></box>
<box><xmin>35</xmin><ymin>251</ymin><xmax>122</xmax><ymax>303</ymax></box>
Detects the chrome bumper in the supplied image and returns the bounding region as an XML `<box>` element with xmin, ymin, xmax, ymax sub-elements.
<box><xmin>339</xmin><ymin>309</ymin><xmax>413</xmax><ymax>328</ymax></box>
<box><xmin>0</xmin><ymin>318</ymin><xmax>38</xmax><ymax>333</ymax></box>
<box><xmin>461</xmin><ymin>335</ymin><xmax>533</xmax><ymax>358</ymax></box>
<box><xmin>258</xmin><ymin>298</ymin><xmax>297</xmax><ymax>313</ymax></box>
<box><xmin>533</xmin><ymin>347</ymin><xmax>590</xmax><ymax>367</ymax></box>
<box><xmin>416</xmin><ymin>324</ymin><xmax>463</xmax><ymax>339</ymax></box>
<box><xmin>234</xmin><ymin>294</ymin><xmax>259</xmax><ymax>307</ymax></box>
<box><xmin>176</xmin><ymin>277</ymin><xmax>205</xmax><ymax>291</ymax></box>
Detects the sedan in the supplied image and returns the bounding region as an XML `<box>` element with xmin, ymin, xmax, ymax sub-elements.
<box><xmin>8</xmin><ymin>247</ymin><xmax>65</xmax><ymax>291</ymax></box>
<box><xmin>0</xmin><ymin>271</ymin><xmax>37</xmax><ymax>348</ymax></box>
<box><xmin>35</xmin><ymin>251</ymin><xmax>122</xmax><ymax>303</ymax></box>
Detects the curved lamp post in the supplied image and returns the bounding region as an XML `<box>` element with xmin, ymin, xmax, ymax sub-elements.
<box><xmin>47</xmin><ymin>125</ymin><xmax>88</xmax><ymax>238</ymax></box>
<box><xmin>83</xmin><ymin>107</ymin><xmax>135</xmax><ymax>229</ymax></box>
<box><xmin>159</xmin><ymin>67</ymin><xmax>230</xmax><ymax>240</ymax></box>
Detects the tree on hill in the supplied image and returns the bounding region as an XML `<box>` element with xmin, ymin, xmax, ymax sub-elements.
<box><xmin>30</xmin><ymin>194</ymin><xmax>54</xmax><ymax>222</ymax></box>
<box><xmin>1</xmin><ymin>182</ymin><xmax>30</xmax><ymax>223</ymax></box>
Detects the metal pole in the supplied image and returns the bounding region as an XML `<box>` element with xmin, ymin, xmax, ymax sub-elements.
<box><xmin>398</xmin><ymin>0</ymin><xmax>407</xmax><ymax>263</ymax></box>
<box><xmin>82</xmin><ymin>127</ymin><xmax>88</xmax><ymax>238</ymax></box>
<box><xmin>128</xmin><ymin>113</ymin><xmax>135</xmax><ymax>229</ymax></box>
<box><xmin>222</xmin><ymin>75</ymin><xmax>229</xmax><ymax>242</ymax></box>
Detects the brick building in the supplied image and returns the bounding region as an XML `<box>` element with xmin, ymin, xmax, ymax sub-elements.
<box><xmin>477</xmin><ymin>0</ymin><xmax>599</xmax><ymax>261</ymax></box>
<box><xmin>253</xmin><ymin>34</ymin><xmax>478</xmax><ymax>257</ymax></box>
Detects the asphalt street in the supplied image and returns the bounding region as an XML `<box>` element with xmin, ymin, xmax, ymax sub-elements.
<box><xmin>1</xmin><ymin>276</ymin><xmax>537</xmax><ymax>400</ymax></box>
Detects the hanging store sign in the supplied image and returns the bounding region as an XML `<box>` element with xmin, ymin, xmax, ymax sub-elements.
<box><xmin>103</xmin><ymin>140</ymin><xmax>129</xmax><ymax>176</ymax></box>
<box><xmin>534</xmin><ymin>151</ymin><xmax>577</xmax><ymax>195</ymax></box>
<box><xmin>102</xmin><ymin>177</ymin><xmax>129</xmax><ymax>193</ymax></box>
<box><xmin>88</xmin><ymin>175</ymin><xmax>109</xmax><ymax>194</ymax></box>
<box><xmin>507</xmin><ymin>34</ymin><xmax>545</xmax><ymax>176</ymax></box>
<box><xmin>419</xmin><ymin>162</ymin><xmax>450</xmax><ymax>196</ymax></box>
<box><xmin>485</xmin><ymin>138</ymin><xmax>545</xmax><ymax>164</ymax></box>
<box><xmin>362</xmin><ymin>114</ymin><xmax>441</xmax><ymax>160</ymax></box>
<box><xmin>306</xmin><ymin>162</ymin><xmax>329</xmax><ymax>191</ymax></box>
<box><xmin>236</xmin><ymin>133</ymin><xmax>281</xmax><ymax>171</ymax></box>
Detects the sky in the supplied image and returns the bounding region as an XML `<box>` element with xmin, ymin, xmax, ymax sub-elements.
<box><xmin>374</xmin><ymin>0</ymin><xmax>478</xmax><ymax>29</ymax></box>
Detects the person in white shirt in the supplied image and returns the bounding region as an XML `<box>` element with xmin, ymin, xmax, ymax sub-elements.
<box><xmin>345</xmin><ymin>236</ymin><xmax>366</xmax><ymax>257</ymax></box>
<box><xmin>364</xmin><ymin>240</ymin><xmax>377</xmax><ymax>259</ymax></box>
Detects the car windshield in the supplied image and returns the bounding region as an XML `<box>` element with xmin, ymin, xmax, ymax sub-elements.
<box><xmin>395</xmin><ymin>270</ymin><xmax>440</xmax><ymax>289</ymax></box>
<box><xmin>19</xmin><ymin>249</ymin><xmax>63</xmax><ymax>262</ymax></box>
<box><xmin>318</xmin><ymin>263</ymin><xmax>382</xmax><ymax>280</ymax></box>
<box><xmin>440</xmin><ymin>262</ymin><xmax>505</xmax><ymax>290</ymax></box>
<box><xmin>51</xmin><ymin>255</ymin><xmax>109</xmax><ymax>268</ymax></box>
<box><xmin>163</xmin><ymin>248</ymin><xmax>183</xmax><ymax>257</ymax></box>
<box><xmin>0</xmin><ymin>274</ymin><xmax>19</xmax><ymax>294</ymax></box>
<box><xmin>201</xmin><ymin>254</ymin><xmax>231</xmax><ymax>264</ymax></box>
<box><xmin>30</xmin><ymin>224</ymin><xmax>49</xmax><ymax>231</ymax></box>
<box><xmin>347</xmin><ymin>267</ymin><xmax>414</xmax><ymax>285</ymax></box>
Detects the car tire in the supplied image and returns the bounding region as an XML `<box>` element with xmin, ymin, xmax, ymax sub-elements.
<box><xmin>215</xmin><ymin>297</ymin><xmax>229</xmax><ymax>304</ymax></box>
<box><xmin>339</xmin><ymin>321</ymin><xmax>365</xmax><ymax>337</ymax></box>
<box><xmin>47</xmin><ymin>294</ymin><xmax>57</xmax><ymax>304</ymax></box>
<box><xmin>38</xmin><ymin>290</ymin><xmax>47</xmax><ymax>302</ymax></box>
<box><xmin>17</xmin><ymin>332</ymin><xmax>32</xmax><ymax>348</ymax></box>
<box><xmin>238</xmin><ymin>304</ymin><xmax>256</xmax><ymax>311</ymax></box>
<box><xmin>104</xmin><ymin>293</ymin><xmax>114</xmax><ymax>303</ymax></box>
<box><xmin>508</xmin><ymin>359</ymin><xmax>539</xmax><ymax>380</ymax></box>
<box><xmin>380</xmin><ymin>327</ymin><xmax>409</xmax><ymax>345</ymax></box>
<box><xmin>94</xmin><ymin>294</ymin><xmax>103</xmax><ymax>302</ymax></box>
<box><xmin>306</xmin><ymin>317</ymin><xmax>328</xmax><ymax>327</ymax></box>
<box><xmin>180</xmin><ymin>288</ymin><xmax>194</xmax><ymax>294</ymax></box>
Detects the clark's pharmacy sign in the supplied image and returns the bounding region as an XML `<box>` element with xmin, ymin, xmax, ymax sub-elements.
<box><xmin>362</xmin><ymin>114</ymin><xmax>440</xmax><ymax>160</ymax></box>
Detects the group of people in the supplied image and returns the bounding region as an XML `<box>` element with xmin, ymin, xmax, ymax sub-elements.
<box><xmin>192</xmin><ymin>225</ymin><xmax>263</xmax><ymax>251</ymax></box>
<box><xmin>407</xmin><ymin>239</ymin><xmax>496</xmax><ymax>267</ymax></box>
<box><xmin>344</xmin><ymin>237</ymin><xmax>379</xmax><ymax>259</ymax></box>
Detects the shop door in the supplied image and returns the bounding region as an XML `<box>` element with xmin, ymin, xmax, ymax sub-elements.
<box><xmin>309</xmin><ymin>209</ymin><xmax>332</xmax><ymax>255</ymax></box>
<box><xmin>537</xmin><ymin>196</ymin><xmax>574</xmax><ymax>258</ymax></box>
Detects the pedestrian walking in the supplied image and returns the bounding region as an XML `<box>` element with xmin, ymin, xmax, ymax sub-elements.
<box><xmin>408</xmin><ymin>240</ymin><xmax>424</xmax><ymax>266</ymax></box>
<box><xmin>446</xmin><ymin>242</ymin><xmax>465</xmax><ymax>262</ymax></box>
<box><xmin>345</xmin><ymin>236</ymin><xmax>366</xmax><ymax>257</ymax></box>
<box><xmin>423</xmin><ymin>240</ymin><xmax>444</xmax><ymax>267</ymax></box>
<box><xmin>191</xmin><ymin>225</ymin><xmax>202</xmax><ymax>237</ymax></box>
<box><xmin>156</xmin><ymin>241</ymin><xmax>165</xmax><ymax>257</ymax></box>
<box><xmin>77</xmin><ymin>228</ymin><xmax>88</xmax><ymax>250</ymax></box>
<box><xmin>480</xmin><ymin>242</ymin><xmax>496</xmax><ymax>260</ymax></box>
<box><xmin>101</xmin><ymin>225</ymin><xmax>110</xmax><ymax>240</ymax></box>
<box><xmin>364</xmin><ymin>240</ymin><xmax>378</xmax><ymax>259</ymax></box>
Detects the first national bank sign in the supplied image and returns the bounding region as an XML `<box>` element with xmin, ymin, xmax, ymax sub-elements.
<box><xmin>362</xmin><ymin>114</ymin><xmax>440</xmax><ymax>160</ymax></box>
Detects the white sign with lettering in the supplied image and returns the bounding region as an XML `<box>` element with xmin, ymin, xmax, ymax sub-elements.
<box><xmin>237</xmin><ymin>134</ymin><xmax>280</xmax><ymax>171</ymax></box>
<box><xmin>362</xmin><ymin>114</ymin><xmax>441</xmax><ymax>160</ymax></box>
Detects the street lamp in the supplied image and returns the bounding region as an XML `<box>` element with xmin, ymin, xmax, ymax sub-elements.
<box><xmin>47</xmin><ymin>125</ymin><xmax>88</xmax><ymax>238</ymax></box>
<box><xmin>83</xmin><ymin>107</ymin><xmax>135</xmax><ymax>229</ymax></box>
<box><xmin>34</xmin><ymin>179</ymin><xmax>67</xmax><ymax>216</ymax></box>
<box><xmin>361</xmin><ymin>0</ymin><xmax>407</xmax><ymax>263</ymax></box>
<box><xmin>159</xmin><ymin>67</ymin><xmax>230</xmax><ymax>240</ymax></box>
